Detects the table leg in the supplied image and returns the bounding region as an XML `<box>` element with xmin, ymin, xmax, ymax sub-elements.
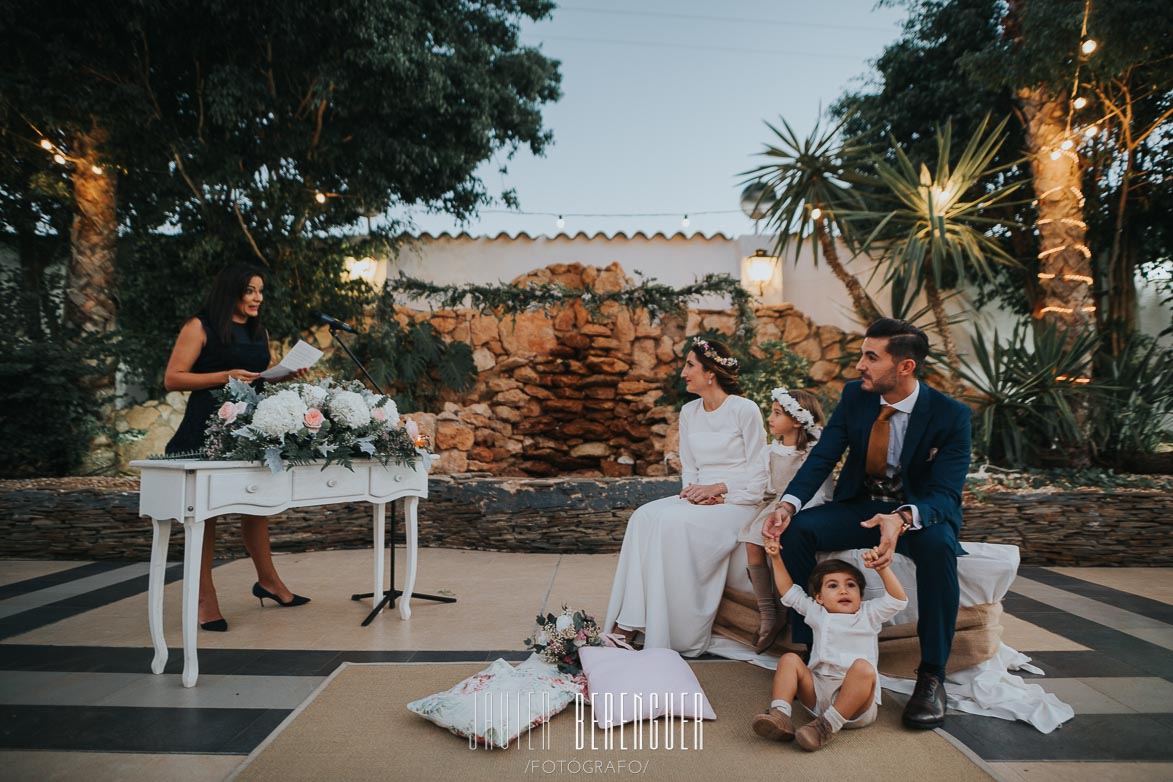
<box><xmin>372</xmin><ymin>502</ymin><xmax>386</xmax><ymax>609</ymax></box>
<box><xmin>148</xmin><ymin>518</ymin><xmax>171</xmax><ymax>675</ymax></box>
<box><xmin>181</xmin><ymin>519</ymin><xmax>205</xmax><ymax>688</ymax></box>
<box><xmin>399</xmin><ymin>497</ymin><xmax>419</xmax><ymax>620</ymax></box>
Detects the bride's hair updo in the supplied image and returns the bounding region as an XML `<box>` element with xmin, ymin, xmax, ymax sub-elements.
<box><xmin>688</xmin><ymin>338</ymin><xmax>743</xmax><ymax>395</ymax></box>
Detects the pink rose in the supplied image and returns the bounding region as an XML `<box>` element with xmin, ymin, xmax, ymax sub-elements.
<box><xmin>404</xmin><ymin>419</ymin><xmax>420</xmax><ymax>440</ymax></box>
<box><xmin>304</xmin><ymin>407</ymin><xmax>324</xmax><ymax>432</ymax></box>
<box><xmin>233</xmin><ymin>401</ymin><xmax>248</xmax><ymax>418</ymax></box>
<box><xmin>218</xmin><ymin>401</ymin><xmax>239</xmax><ymax>424</ymax></box>
<box><xmin>372</xmin><ymin>408</ymin><xmax>386</xmax><ymax>422</ymax></box>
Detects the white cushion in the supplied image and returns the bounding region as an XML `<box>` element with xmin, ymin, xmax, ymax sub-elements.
<box><xmin>407</xmin><ymin>657</ymin><xmax>581</xmax><ymax>748</ymax></box>
<box><xmin>579</xmin><ymin>646</ymin><xmax>717</xmax><ymax>729</ymax></box>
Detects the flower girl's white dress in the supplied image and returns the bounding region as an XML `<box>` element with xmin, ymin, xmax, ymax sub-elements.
<box><xmin>605</xmin><ymin>395</ymin><xmax>767</xmax><ymax>656</ymax></box>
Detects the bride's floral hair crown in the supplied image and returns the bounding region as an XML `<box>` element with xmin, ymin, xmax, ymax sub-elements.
<box><xmin>690</xmin><ymin>338</ymin><xmax>740</xmax><ymax>372</ymax></box>
<box><xmin>771</xmin><ymin>387</ymin><xmax>818</xmax><ymax>433</ymax></box>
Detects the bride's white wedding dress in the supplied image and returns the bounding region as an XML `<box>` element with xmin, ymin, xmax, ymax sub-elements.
<box><xmin>605</xmin><ymin>395</ymin><xmax>767</xmax><ymax>656</ymax></box>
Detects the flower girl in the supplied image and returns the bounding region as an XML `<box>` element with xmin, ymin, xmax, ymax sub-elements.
<box><xmin>738</xmin><ymin>388</ymin><xmax>834</xmax><ymax>652</ymax></box>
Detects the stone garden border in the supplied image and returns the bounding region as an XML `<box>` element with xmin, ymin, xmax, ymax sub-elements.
<box><xmin>1</xmin><ymin>477</ymin><xmax>1168</xmax><ymax>566</ymax></box>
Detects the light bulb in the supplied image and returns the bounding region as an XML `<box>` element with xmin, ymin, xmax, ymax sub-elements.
<box><xmin>1084</xmin><ymin>125</ymin><xmax>1099</xmax><ymax>138</ymax></box>
<box><xmin>1060</xmin><ymin>139</ymin><xmax>1074</xmax><ymax>150</ymax></box>
<box><xmin>53</xmin><ymin>153</ymin><xmax>66</xmax><ymax>165</ymax></box>
<box><xmin>40</xmin><ymin>139</ymin><xmax>53</xmax><ymax>150</ymax></box>
<box><xmin>810</xmin><ymin>207</ymin><xmax>823</xmax><ymax>220</ymax></box>
<box><xmin>1050</xmin><ymin>150</ymin><xmax>1062</xmax><ymax>160</ymax></box>
<box><xmin>91</xmin><ymin>165</ymin><xmax>103</xmax><ymax>175</ymax></box>
<box><xmin>1081</xmin><ymin>39</ymin><xmax>1097</xmax><ymax>55</ymax></box>
<box><xmin>314</xmin><ymin>192</ymin><xmax>327</xmax><ymax>204</ymax></box>
<box><xmin>1073</xmin><ymin>96</ymin><xmax>1088</xmax><ymax>109</ymax></box>
<box><xmin>681</xmin><ymin>215</ymin><xmax>690</xmax><ymax>228</ymax></box>
<box><xmin>556</xmin><ymin>215</ymin><xmax>565</xmax><ymax>229</ymax></box>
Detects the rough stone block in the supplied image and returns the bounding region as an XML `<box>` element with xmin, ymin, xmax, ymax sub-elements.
<box><xmin>436</xmin><ymin>422</ymin><xmax>475</xmax><ymax>451</ymax></box>
<box><xmin>585</xmin><ymin>356</ymin><xmax>631</xmax><ymax>374</ymax></box>
<box><xmin>571</xmin><ymin>442</ymin><xmax>610</xmax><ymax>458</ymax></box>
<box><xmin>500</xmin><ymin>312</ymin><xmax>557</xmax><ymax>355</ymax></box>
<box><xmin>437</xmin><ymin>449</ymin><xmax>468</xmax><ymax>473</ymax></box>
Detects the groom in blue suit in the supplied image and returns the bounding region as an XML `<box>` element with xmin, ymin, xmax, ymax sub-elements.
<box><xmin>763</xmin><ymin>318</ymin><xmax>971</xmax><ymax>729</ymax></box>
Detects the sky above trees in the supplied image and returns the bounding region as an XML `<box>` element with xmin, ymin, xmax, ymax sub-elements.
<box><xmin>393</xmin><ymin>0</ymin><xmax>906</xmax><ymax>238</ymax></box>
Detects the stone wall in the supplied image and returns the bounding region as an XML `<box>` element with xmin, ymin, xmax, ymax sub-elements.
<box><xmin>1</xmin><ymin>479</ymin><xmax>1169</xmax><ymax>567</ymax></box>
<box><xmin>112</xmin><ymin>261</ymin><xmax>860</xmax><ymax>477</ymax></box>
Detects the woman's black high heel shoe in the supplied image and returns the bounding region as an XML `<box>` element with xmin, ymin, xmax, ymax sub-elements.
<box><xmin>200</xmin><ymin>618</ymin><xmax>228</xmax><ymax>632</ymax></box>
<box><xmin>252</xmin><ymin>582</ymin><xmax>311</xmax><ymax>607</ymax></box>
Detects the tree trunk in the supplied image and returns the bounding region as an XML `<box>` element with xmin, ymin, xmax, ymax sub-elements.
<box><xmin>67</xmin><ymin>121</ymin><xmax>119</xmax><ymax>474</ymax></box>
<box><xmin>67</xmin><ymin>124</ymin><xmax>118</xmax><ymax>337</ymax></box>
<box><xmin>814</xmin><ymin>215</ymin><xmax>881</xmax><ymax>325</ymax></box>
<box><xmin>924</xmin><ymin>274</ymin><xmax>960</xmax><ymax>370</ymax></box>
<box><xmin>1016</xmin><ymin>88</ymin><xmax>1095</xmax><ymax>340</ymax></box>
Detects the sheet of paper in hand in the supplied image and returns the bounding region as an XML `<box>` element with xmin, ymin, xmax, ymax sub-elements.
<box><xmin>259</xmin><ymin>340</ymin><xmax>323</xmax><ymax>381</ymax></box>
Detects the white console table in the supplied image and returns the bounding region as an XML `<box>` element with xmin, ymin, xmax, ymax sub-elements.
<box><xmin>131</xmin><ymin>457</ymin><xmax>431</xmax><ymax>687</ymax></box>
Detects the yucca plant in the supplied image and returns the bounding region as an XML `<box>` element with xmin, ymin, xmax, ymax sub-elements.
<box><xmin>856</xmin><ymin>116</ymin><xmax>1026</xmax><ymax>370</ymax></box>
<box><xmin>956</xmin><ymin>319</ymin><xmax>1100</xmax><ymax>467</ymax></box>
<box><xmin>742</xmin><ymin>115</ymin><xmax>882</xmax><ymax>324</ymax></box>
<box><xmin>1091</xmin><ymin>335</ymin><xmax>1173</xmax><ymax>471</ymax></box>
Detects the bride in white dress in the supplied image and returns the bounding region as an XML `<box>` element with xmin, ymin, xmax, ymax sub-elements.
<box><xmin>605</xmin><ymin>338</ymin><xmax>767</xmax><ymax>656</ymax></box>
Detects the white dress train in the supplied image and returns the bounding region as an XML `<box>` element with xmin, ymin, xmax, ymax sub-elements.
<box><xmin>605</xmin><ymin>395</ymin><xmax>767</xmax><ymax>656</ymax></box>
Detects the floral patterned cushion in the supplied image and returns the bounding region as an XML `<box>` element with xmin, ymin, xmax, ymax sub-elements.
<box><xmin>406</xmin><ymin>656</ymin><xmax>584</xmax><ymax>748</ymax></box>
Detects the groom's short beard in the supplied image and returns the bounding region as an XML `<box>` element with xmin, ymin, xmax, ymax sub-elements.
<box><xmin>865</xmin><ymin>369</ymin><xmax>899</xmax><ymax>395</ymax></box>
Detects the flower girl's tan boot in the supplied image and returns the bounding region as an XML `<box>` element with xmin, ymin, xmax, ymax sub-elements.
<box><xmin>747</xmin><ymin>564</ymin><xmax>782</xmax><ymax>653</ymax></box>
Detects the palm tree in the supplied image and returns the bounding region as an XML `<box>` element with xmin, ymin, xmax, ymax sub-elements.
<box><xmin>857</xmin><ymin>117</ymin><xmax>1025</xmax><ymax>369</ymax></box>
<box><xmin>743</xmin><ymin>116</ymin><xmax>882</xmax><ymax>324</ymax></box>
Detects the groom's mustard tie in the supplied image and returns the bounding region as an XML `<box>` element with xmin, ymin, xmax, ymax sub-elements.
<box><xmin>866</xmin><ymin>406</ymin><xmax>897</xmax><ymax>478</ymax></box>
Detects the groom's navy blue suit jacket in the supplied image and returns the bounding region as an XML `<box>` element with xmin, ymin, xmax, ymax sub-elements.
<box><xmin>785</xmin><ymin>380</ymin><xmax>972</xmax><ymax>538</ymax></box>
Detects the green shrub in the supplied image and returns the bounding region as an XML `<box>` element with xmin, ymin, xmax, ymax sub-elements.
<box><xmin>1091</xmin><ymin>335</ymin><xmax>1173</xmax><ymax>464</ymax></box>
<box><xmin>326</xmin><ymin>289</ymin><xmax>477</xmax><ymax>413</ymax></box>
<box><xmin>958</xmin><ymin>319</ymin><xmax>1099</xmax><ymax>468</ymax></box>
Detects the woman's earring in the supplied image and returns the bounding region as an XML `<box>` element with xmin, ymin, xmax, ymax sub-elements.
<box><xmin>708</xmin><ymin>379</ymin><xmax>712</xmax><ymax>385</ymax></box>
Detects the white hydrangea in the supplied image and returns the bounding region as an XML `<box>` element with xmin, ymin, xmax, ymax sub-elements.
<box><xmin>250</xmin><ymin>390</ymin><xmax>308</xmax><ymax>438</ymax></box>
<box><xmin>329</xmin><ymin>390</ymin><xmax>371</xmax><ymax>428</ymax></box>
<box><xmin>374</xmin><ymin>398</ymin><xmax>400</xmax><ymax>428</ymax></box>
<box><xmin>298</xmin><ymin>383</ymin><xmax>329</xmax><ymax>409</ymax></box>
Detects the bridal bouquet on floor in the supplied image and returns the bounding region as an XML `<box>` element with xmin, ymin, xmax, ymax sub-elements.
<box><xmin>202</xmin><ymin>376</ymin><xmax>424</xmax><ymax>473</ymax></box>
<box><xmin>525</xmin><ymin>605</ymin><xmax>604</xmax><ymax>675</ymax></box>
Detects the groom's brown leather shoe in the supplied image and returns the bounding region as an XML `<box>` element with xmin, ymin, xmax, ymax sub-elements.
<box><xmin>902</xmin><ymin>670</ymin><xmax>946</xmax><ymax>729</ymax></box>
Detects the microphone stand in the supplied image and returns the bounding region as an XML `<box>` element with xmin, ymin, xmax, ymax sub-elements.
<box><xmin>327</xmin><ymin>325</ymin><xmax>457</xmax><ymax>625</ymax></box>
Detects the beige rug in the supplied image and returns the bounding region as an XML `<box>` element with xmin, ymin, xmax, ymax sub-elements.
<box><xmin>233</xmin><ymin>661</ymin><xmax>994</xmax><ymax>782</ymax></box>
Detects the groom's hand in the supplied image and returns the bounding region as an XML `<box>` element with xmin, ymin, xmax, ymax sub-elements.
<box><xmin>763</xmin><ymin>502</ymin><xmax>795</xmax><ymax>541</ymax></box>
<box><xmin>859</xmin><ymin>513</ymin><xmax>902</xmax><ymax>569</ymax></box>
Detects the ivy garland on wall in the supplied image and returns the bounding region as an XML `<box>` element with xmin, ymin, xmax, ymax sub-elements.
<box><xmin>385</xmin><ymin>272</ymin><xmax>757</xmax><ymax>338</ymax></box>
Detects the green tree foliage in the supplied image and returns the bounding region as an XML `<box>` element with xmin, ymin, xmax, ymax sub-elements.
<box><xmin>835</xmin><ymin>0</ymin><xmax>1173</xmax><ymax>337</ymax></box>
<box><xmin>0</xmin><ymin>274</ymin><xmax>115</xmax><ymax>476</ymax></box>
<box><xmin>0</xmin><ymin>0</ymin><xmax>562</xmax><ymax>393</ymax></box>
<box><xmin>835</xmin><ymin>0</ymin><xmax>1036</xmax><ymax>314</ymax></box>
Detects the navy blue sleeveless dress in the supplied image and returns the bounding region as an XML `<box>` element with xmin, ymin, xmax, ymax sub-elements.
<box><xmin>165</xmin><ymin>314</ymin><xmax>270</xmax><ymax>455</ymax></box>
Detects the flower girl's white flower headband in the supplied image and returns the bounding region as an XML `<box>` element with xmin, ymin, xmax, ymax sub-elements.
<box><xmin>771</xmin><ymin>387</ymin><xmax>818</xmax><ymax>434</ymax></box>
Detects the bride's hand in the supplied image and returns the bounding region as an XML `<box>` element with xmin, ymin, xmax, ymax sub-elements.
<box><xmin>680</xmin><ymin>483</ymin><xmax>724</xmax><ymax>503</ymax></box>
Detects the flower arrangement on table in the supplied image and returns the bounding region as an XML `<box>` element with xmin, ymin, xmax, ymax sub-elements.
<box><xmin>524</xmin><ymin>605</ymin><xmax>604</xmax><ymax>675</ymax></box>
<box><xmin>203</xmin><ymin>376</ymin><xmax>427</xmax><ymax>473</ymax></box>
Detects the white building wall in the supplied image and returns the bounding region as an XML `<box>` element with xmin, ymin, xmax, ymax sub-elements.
<box><xmin>385</xmin><ymin>231</ymin><xmax>1171</xmax><ymax>358</ymax></box>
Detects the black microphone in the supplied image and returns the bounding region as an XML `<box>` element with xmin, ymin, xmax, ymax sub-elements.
<box><xmin>310</xmin><ymin>309</ymin><xmax>359</xmax><ymax>334</ymax></box>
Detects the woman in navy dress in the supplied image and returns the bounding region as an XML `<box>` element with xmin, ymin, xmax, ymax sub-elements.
<box><xmin>164</xmin><ymin>264</ymin><xmax>309</xmax><ymax>631</ymax></box>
